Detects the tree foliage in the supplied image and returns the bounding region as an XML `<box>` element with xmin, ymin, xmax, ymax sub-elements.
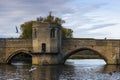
<box><xmin>20</xmin><ymin>21</ymin><xmax>35</xmax><ymax>38</ymax></box>
<box><xmin>20</xmin><ymin>12</ymin><xmax>73</xmax><ymax>39</ymax></box>
<box><xmin>62</xmin><ymin>27</ymin><xmax>73</xmax><ymax>38</ymax></box>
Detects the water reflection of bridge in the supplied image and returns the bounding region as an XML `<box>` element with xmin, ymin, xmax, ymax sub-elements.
<box><xmin>1</xmin><ymin>63</ymin><xmax>120</xmax><ymax>80</ymax></box>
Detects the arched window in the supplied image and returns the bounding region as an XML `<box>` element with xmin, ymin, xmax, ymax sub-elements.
<box><xmin>50</xmin><ymin>28</ymin><xmax>55</xmax><ymax>38</ymax></box>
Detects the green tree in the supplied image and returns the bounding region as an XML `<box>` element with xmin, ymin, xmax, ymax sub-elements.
<box><xmin>20</xmin><ymin>12</ymin><xmax>73</xmax><ymax>38</ymax></box>
<box><xmin>62</xmin><ymin>27</ymin><xmax>73</xmax><ymax>38</ymax></box>
<box><xmin>20</xmin><ymin>21</ymin><xmax>36</xmax><ymax>38</ymax></box>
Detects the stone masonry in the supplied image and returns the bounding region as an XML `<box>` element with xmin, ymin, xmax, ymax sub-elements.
<box><xmin>0</xmin><ymin>23</ymin><xmax>120</xmax><ymax>65</ymax></box>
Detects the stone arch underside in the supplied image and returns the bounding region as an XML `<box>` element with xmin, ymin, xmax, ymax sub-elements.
<box><xmin>62</xmin><ymin>47</ymin><xmax>107</xmax><ymax>64</ymax></box>
<box><xmin>6</xmin><ymin>50</ymin><xmax>33</xmax><ymax>63</ymax></box>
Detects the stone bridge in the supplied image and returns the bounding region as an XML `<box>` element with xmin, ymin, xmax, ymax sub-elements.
<box><xmin>0</xmin><ymin>38</ymin><xmax>120</xmax><ymax>65</ymax></box>
<box><xmin>61</xmin><ymin>38</ymin><xmax>120</xmax><ymax>64</ymax></box>
<box><xmin>0</xmin><ymin>23</ymin><xmax>120</xmax><ymax>65</ymax></box>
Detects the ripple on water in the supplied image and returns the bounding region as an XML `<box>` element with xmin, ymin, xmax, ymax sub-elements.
<box><xmin>0</xmin><ymin>60</ymin><xmax>120</xmax><ymax>80</ymax></box>
<box><xmin>62</xmin><ymin>59</ymin><xmax>120</xmax><ymax>80</ymax></box>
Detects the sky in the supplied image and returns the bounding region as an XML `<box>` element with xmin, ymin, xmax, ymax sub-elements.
<box><xmin>0</xmin><ymin>0</ymin><xmax>120</xmax><ymax>39</ymax></box>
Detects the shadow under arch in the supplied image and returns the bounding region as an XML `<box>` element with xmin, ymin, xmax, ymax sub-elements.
<box><xmin>62</xmin><ymin>47</ymin><xmax>107</xmax><ymax>64</ymax></box>
<box><xmin>6</xmin><ymin>50</ymin><xmax>33</xmax><ymax>64</ymax></box>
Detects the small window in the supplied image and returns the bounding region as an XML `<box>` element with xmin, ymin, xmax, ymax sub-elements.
<box><xmin>50</xmin><ymin>28</ymin><xmax>55</xmax><ymax>38</ymax></box>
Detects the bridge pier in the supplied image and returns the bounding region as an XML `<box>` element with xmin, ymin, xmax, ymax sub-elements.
<box><xmin>32</xmin><ymin>54</ymin><xmax>63</xmax><ymax>65</ymax></box>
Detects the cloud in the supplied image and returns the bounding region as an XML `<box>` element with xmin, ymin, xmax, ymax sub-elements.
<box><xmin>87</xmin><ymin>23</ymin><xmax>117</xmax><ymax>30</ymax></box>
<box><xmin>0</xmin><ymin>0</ymin><xmax>120</xmax><ymax>39</ymax></box>
<box><xmin>63</xmin><ymin>0</ymin><xmax>120</xmax><ymax>39</ymax></box>
<box><xmin>63</xmin><ymin>2</ymin><xmax>107</xmax><ymax>28</ymax></box>
<box><xmin>0</xmin><ymin>0</ymin><xmax>75</xmax><ymax>38</ymax></box>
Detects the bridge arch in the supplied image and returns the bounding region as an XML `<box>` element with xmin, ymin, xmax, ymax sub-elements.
<box><xmin>62</xmin><ymin>47</ymin><xmax>107</xmax><ymax>64</ymax></box>
<box><xmin>6</xmin><ymin>50</ymin><xmax>33</xmax><ymax>64</ymax></box>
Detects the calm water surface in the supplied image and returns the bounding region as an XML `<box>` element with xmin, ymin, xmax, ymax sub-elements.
<box><xmin>0</xmin><ymin>59</ymin><xmax>120</xmax><ymax>80</ymax></box>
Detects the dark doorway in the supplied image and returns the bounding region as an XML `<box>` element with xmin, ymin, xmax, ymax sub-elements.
<box><xmin>42</xmin><ymin>43</ymin><xmax>46</xmax><ymax>53</ymax></box>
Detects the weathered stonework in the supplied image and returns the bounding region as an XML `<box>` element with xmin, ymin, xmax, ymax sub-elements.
<box><xmin>32</xmin><ymin>23</ymin><xmax>61</xmax><ymax>53</ymax></box>
<box><xmin>61</xmin><ymin>38</ymin><xmax>120</xmax><ymax>64</ymax></box>
<box><xmin>0</xmin><ymin>38</ymin><xmax>32</xmax><ymax>63</ymax></box>
<box><xmin>0</xmin><ymin>23</ymin><xmax>120</xmax><ymax>65</ymax></box>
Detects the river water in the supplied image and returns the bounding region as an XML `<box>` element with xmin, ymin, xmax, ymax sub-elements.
<box><xmin>0</xmin><ymin>59</ymin><xmax>120</xmax><ymax>80</ymax></box>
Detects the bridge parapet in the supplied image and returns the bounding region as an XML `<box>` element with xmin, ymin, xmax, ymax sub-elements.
<box><xmin>5</xmin><ymin>38</ymin><xmax>32</xmax><ymax>47</ymax></box>
<box><xmin>0</xmin><ymin>39</ymin><xmax>6</xmax><ymax>47</ymax></box>
<box><xmin>62</xmin><ymin>38</ymin><xmax>96</xmax><ymax>51</ymax></box>
<box><xmin>95</xmin><ymin>39</ymin><xmax>120</xmax><ymax>47</ymax></box>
